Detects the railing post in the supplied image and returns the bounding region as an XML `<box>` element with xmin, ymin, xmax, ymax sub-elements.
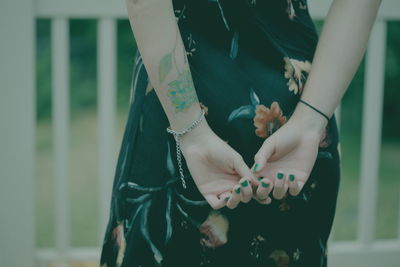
<box><xmin>97</xmin><ymin>18</ymin><xmax>117</xmax><ymax>244</ymax></box>
<box><xmin>0</xmin><ymin>0</ymin><xmax>36</xmax><ymax>266</ymax></box>
<box><xmin>52</xmin><ymin>18</ymin><xmax>70</xmax><ymax>266</ymax></box>
<box><xmin>357</xmin><ymin>19</ymin><xmax>387</xmax><ymax>246</ymax></box>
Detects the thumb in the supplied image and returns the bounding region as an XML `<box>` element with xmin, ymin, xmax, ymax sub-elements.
<box><xmin>232</xmin><ymin>153</ymin><xmax>253</xmax><ymax>179</ymax></box>
<box><xmin>205</xmin><ymin>192</ymin><xmax>231</xmax><ymax>210</ymax></box>
<box><xmin>252</xmin><ymin>137</ymin><xmax>275</xmax><ymax>173</ymax></box>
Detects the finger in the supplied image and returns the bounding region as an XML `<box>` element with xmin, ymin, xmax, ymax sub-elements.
<box><xmin>254</xmin><ymin>196</ymin><xmax>272</xmax><ymax>205</ymax></box>
<box><xmin>272</xmin><ymin>171</ymin><xmax>288</xmax><ymax>200</ymax></box>
<box><xmin>219</xmin><ymin>191</ymin><xmax>232</xmax><ymax>202</ymax></box>
<box><xmin>232</xmin><ymin>154</ymin><xmax>255</xmax><ymax>180</ymax></box>
<box><xmin>226</xmin><ymin>185</ymin><xmax>242</xmax><ymax>209</ymax></box>
<box><xmin>288</xmin><ymin>173</ymin><xmax>306</xmax><ymax>196</ymax></box>
<box><xmin>253</xmin><ymin>175</ymin><xmax>266</xmax><ymax>187</ymax></box>
<box><xmin>256</xmin><ymin>177</ymin><xmax>273</xmax><ymax>201</ymax></box>
<box><xmin>252</xmin><ymin>177</ymin><xmax>273</xmax><ymax>205</ymax></box>
<box><xmin>239</xmin><ymin>178</ymin><xmax>253</xmax><ymax>203</ymax></box>
<box><xmin>252</xmin><ymin>137</ymin><xmax>275</xmax><ymax>174</ymax></box>
<box><xmin>205</xmin><ymin>191</ymin><xmax>231</xmax><ymax>210</ymax></box>
<box><xmin>250</xmin><ymin>176</ymin><xmax>263</xmax><ymax>194</ymax></box>
<box><xmin>288</xmin><ymin>173</ymin><xmax>300</xmax><ymax>196</ymax></box>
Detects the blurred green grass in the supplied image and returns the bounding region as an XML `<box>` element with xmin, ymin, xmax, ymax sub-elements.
<box><xmin>35</xmin><ymin>19</ymin><xmax>400</xmax><ymax>247</ymax></box>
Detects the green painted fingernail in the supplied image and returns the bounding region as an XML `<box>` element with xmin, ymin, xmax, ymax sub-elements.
<box><xmin>252</xmin><ymin>163</ymin><xmax>259</xmax><ymax>172</ymax></box>
<box><xmin>235</xmin><ymin>187</ymin><xmax>241</xmax><ymax>194</ymax></box>
<box><xmin>277</xmin><ymin>172</ymin><xmax>284</xmax><ymax>179</ymax></box>
<box><xmin>241</xmin><ymin>180</ymin><xmax>249</xmax><ymax>187</ymax></box>
<box><xmin>257</xmin><ymin>177</ymin><xmax>263</xmax><ymax>181</ymax></box>
<box><xmin>289</xmin><ymin>174</ymin><xmax>295</xmax><ymax>181</ymax></box>
<box><xmin>261</xmin><ymin>182</ymin><xmax>269</xmax><ymax>188</ymax></box>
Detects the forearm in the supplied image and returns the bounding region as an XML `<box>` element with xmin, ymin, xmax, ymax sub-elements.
<box><xmin>125</xmin><ymin>0</ymin><xmax>203</xmax><ymax>131</ymax></box>
<box><xmin>292</xmin><ymin>0</ymin><xmax>382</xmax><ymax>128</ymax></box>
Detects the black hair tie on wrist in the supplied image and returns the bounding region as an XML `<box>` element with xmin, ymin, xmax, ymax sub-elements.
<box><xmin>298</xmin><ymin>99</ymin><xmax>330</xmax><ymax>121</ymax></box>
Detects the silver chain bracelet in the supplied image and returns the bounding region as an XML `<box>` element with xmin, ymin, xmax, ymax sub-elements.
<box><xmin>166</xmin><ymin>108</ymin><xmax>206</xmax><ymax>189</ymax></box>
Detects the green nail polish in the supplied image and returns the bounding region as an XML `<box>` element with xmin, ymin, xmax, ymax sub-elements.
<box><xmin>261</xmin><ymin>182</ymin><xmax>269</xmax><ymax>188</ymax></box>
<box><xmin>277</xmin><ymin>172</ymin><xmax>284</xmax><ymax>179</ymax></box>
<box><xmin>241</xmin><ymin>180</ymin><xmax>249</xmax><ymax>187</ymax></box>
<box><xmin>289</xmin><ymin>174</ymin><xmax>295</xmax><ymax>181</ymax></box>
<box><xmin>235</xmin><ymin>187</ymin><xmax>241</xmax><ymax>194</ymax></box>
<box><xmin>252</xmin><ymin>163</ymin><xmax>259</xmax><ymax>172</ymax></box>
<box><xmin>257</xmin><ymin>177</ymin><xmax>263</xmax><ymax>181</ymax></box>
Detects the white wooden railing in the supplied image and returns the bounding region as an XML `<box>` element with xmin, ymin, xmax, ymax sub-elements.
<box><xmin>1</xmin><ymin>0</ymin><xmax>399</xmax><ymax>266</ymax></box>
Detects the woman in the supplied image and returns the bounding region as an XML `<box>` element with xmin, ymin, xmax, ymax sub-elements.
<box><xmin>100</xmin><ymin>0</ymin><xmax>382</xmax><ymax>266</ymax></box>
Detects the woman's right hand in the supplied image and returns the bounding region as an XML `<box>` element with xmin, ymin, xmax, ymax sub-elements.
<box><xmin>179</xmin><ymin>119</ymin><xmax>255</xmax><ymax>210</ymax></box>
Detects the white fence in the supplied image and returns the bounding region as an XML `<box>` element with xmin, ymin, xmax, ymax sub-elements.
<box><xmin>0</xmin><ymin>0</ymin><xmax>399</xmax><ymax>266</ymax></box>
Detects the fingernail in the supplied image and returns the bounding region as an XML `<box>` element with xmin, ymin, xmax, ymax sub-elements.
<box><xmin>261</xmin><ymin>182</ymin><xmax>269</xmax><ymax>188</ymax></box>
<box><xmin>257</xmin><ymin>177</ymin><xmax>263</xmax><ymax>181</ymax></box>
<box><xmin>224</xmin><ymin>196</ymin><xmax>230</xmax><ymax>202</ymax></box>
<box><xmin>277</xmin><ymin>172</ymin><xmax>284</xmax><ymax>180</ymax></box>
<box><xmin>252</xmin><ymin>163</ymin><xmax>259</xmax><ymax>172</ymax></box>
<box><xmin>289</xmin><ymin>174</ymin><xmax>295</xmax><ymax>181</ymax></box>
<box><xmin>241</xmin><ymin>180</ymin><xmax>249</xmax><ymax>187</ymax></box>
<box><xmin>235</xmin><ymin>187</ymin><xmax>241</xmax><ymax>194</ymax></box>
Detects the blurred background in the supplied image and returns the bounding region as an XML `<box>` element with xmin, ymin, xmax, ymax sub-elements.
<box><xmin>1</xmin><ymin>0</ymin><xmax>399</xmax><ymax>266</ymax></box>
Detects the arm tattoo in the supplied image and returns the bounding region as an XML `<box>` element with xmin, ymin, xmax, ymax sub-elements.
<box><xmin>158</xmin><ymin>26</ymin><xmax>198</xmax><ymax>112</ymax></box>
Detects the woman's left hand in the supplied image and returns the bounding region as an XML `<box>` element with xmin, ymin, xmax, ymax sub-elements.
<box><xmin>250</xmin><ymin>104</ymin><xmax>328</xmax><ymax>203</ymax></box>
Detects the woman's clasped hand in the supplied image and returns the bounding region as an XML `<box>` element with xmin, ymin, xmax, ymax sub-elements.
<box><xmin>179</xmin><ymin>106</ymin><xmax>327</xmax><ymax>210</ymax></box>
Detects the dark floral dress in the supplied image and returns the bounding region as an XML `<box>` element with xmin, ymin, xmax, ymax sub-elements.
<box><xmin>99</xmin><ymin>0</ymin><xmax>341</xmax><ymax>266</ymax></box>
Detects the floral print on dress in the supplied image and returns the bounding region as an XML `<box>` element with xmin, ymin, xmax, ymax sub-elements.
<box><xmin>114</xmin><ymin>140</ymin><xmax>211</xmax><ymax>265</ymax></box>
<box><xmin>286</xmin><ymin>0</ymin><xmax>308</xmax><ymax>20</ymax></box>
<box><xmin>199</xmin><ymin>102</ymin><xmax>209</xmax><ymax>115</ymax></box>
<box><xmin>199</xmin><ymin>210</ymin><xmax>230</xmax><ymax>248</ymax></box>
<box><xmin>174</xmin><ymin>4</ymin><xmax>198</xmax><ymax>59</ymax></box>
<box><xmin>254</xmin><ymin>102</ymin><xmax>287</xmax><ymax>138</ymax></box>
<box><xmin>283</xmin><ymin>56</ymin><xmax>312</xmax><ymax>95</ymax></box>
<box><xmin>269</xmin><ymin>249</ymin><xmax>290</xmax><ymax>267</ymax></box>
<box><xmin>286</xmin><ymin>0</ymin><xmax>296</xmax><ymax>20</ymax></box>
<box><xmin>228</xmin><ymin>88</ymin><xmax>261</xmax><ymax>123</ymax></box>
<box><xmin>278</xmin><ymin>195</ymin><xmax>292</xmax><ymax>212</ymax></box>
<box><xmin>174</xmin><ymin>3</ymin><xmax>187</xmax><ymax>23</ymax></box>
<box><xmin>185</xmin><ymin>33</ymin><xmax>197</xmax><ymax>58</ymax></box>
<box><xmin>248</xmin><ymin>0</ymin><xmax>257</xmax><ymax>7</ymax></box>
<box><xmin>249</xmin><ymin>234</ymin><xmax>303</xmax><ymax>266</ymax></box>
<box><xmin>111</xmin><ymin>222</ymin><xmax>126</xmax><ymax>267</ymax></box>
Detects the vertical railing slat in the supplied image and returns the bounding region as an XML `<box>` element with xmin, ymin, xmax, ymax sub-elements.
<box><xmin>51</xmin><ymin>18</ymin><xmax>70</xmax><ymax>265</ymax></box>
<box><xmin>0</xmin><ymin>0</ymin><xmax>36</xmax><ymax>266</ymax></box>
<box><xmin>357</xmin><ymin>20</ymin><xmax>387</xmax><ymax>246</ymax></box>
<box><xmin>97</xmin><ymin>18</ymin><xmax>117</xmax><ymax>244</ymax></box>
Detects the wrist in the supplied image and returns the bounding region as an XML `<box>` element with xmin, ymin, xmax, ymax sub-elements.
<box><xmin>289</xmin><ymin>100</ymin><xmax>328</xmax><ymax>137</ymax></box>
<box><xmin>168</xmin><ymin>108</ymin><xmax>213</xmax><ymax>151</ymax></box>
<box><xmin>180</xmin><ymin>117</ymin><xmax>212</xmax><ymax>144</ymax></box>
<box><xmin>168</xmin><ymin>105</ymin><xmax>204</xmax><ymax>132</ymax></box>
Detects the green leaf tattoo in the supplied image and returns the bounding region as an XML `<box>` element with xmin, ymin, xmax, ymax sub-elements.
<box><xmin>158</xmin><ymin>26</ymin><xmax>198</xmax><ymax>112</ymax></box>
<box><xmin>167</xmin><ymin>68</ymin><xmax>197</xmax><ymax>112</ymax></box>
<box><xmin>159</xmin><ymin>52</ymin><xmax>173</xmax><ymax>84</ymax></box>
